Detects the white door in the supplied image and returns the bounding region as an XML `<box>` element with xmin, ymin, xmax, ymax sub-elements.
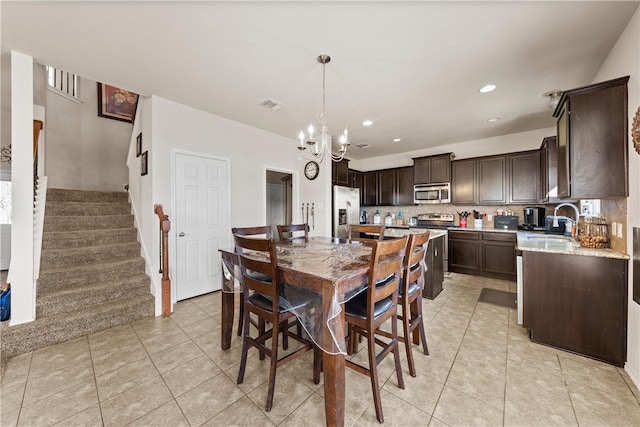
<box><xmin>266</xmin><ymin>183</ymin><xmax>285</xmax><ymax>232</ymax></box>
<box><xmin>175</xmin><ymin>153</ymin><xmax>230</xmax><ymax>300</ymax></box>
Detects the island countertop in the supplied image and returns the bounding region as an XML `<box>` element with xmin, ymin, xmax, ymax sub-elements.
<box><xmin>516</xmin><ymin>231</ymin><xmax>628</xmax><ymax>260</ymax></box>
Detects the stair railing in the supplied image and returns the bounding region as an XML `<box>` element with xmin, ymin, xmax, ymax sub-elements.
<box><xmin>154</xmin><ymin>204</ymin><xmax>171</xmax><ymax>316</ymax></box>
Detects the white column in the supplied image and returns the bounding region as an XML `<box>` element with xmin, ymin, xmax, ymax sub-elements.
<box><xmin>9</xmin><ymin>51</ymin><xmax>35</xmax><ymax>325</ymax></box>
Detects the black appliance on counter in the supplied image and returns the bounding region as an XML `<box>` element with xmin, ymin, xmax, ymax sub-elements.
<box><xmin>520</xmin><ymin>207</ymin><xmax>546</xmax><ymax>231</ymax></box>
<box><xmin>494</xmin><ymin>215</ymin><xmax>519</xmax><ymax>230</ymax></box>
<box><xmin>545</xmin><ymin>215</ymin><xmax>570</xmax><ymax>235</ymax></box>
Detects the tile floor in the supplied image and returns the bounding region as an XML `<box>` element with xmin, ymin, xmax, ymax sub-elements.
<box><xmin>1</xmin><ymin>273</ymin><xmax>639</xmax><ymax>426</ymax></box>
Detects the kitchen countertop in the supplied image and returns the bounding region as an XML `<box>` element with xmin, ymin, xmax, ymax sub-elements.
<box><xmin>516</xmin><ymin>231</ymin><xmax>629</xmax><ymax>260</ymax></box>
<box><xmin>382</xmin><ymin>227</ymin><xmax>448</xmax><ymax>240</ymax></box>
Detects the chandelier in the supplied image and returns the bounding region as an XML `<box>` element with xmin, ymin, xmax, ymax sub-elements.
<box><xmin>298</xmin><ymin>54</ymin><xmax>349</xmax><ymax>163</ymax></box>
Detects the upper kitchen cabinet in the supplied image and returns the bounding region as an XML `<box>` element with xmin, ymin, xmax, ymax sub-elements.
<box><xmin>361</xmin><ymin>167</ymin><xmax>414</xmax><ymax>206</ymax></box>
<box><xmin>553</xmin><ymin>76</ymin><xmax>629</xmax><ymax>199</ymax></box>
<box><xmin>452</xmin><ymin>158</ymin><xmax>477</xmax><ymax>204</ymax></box>
<box><xmin>539</xmin><ymin>136</ymin><xmax>560</xmax><ymax>203</ymax></box>
<box><xmin>413</xmin><ymin>153</ymin><xmax>452</xmax><ymax>184</ymax></box>
<box><xmin>478</xmin><ymin>155</ymin><xmax>507</xmax><ymax>205</ymax></box>
<box><xmin>377</xmin><ymin>169</ymin><xmax>396</xmax><ymax>205</ymax></box>
<box><xmin>362</xmin><ymin>171</ymin><xmax>378</xmax><ymax>206</ymax></box>
<box><xmin>332</xmin><ymin>158</ymin><xmax>350</xmax><ymax>186</ymax></box>
<box><xmin>508</xmin><ymin>150</ymin><xmax>540</xmax><ymax>204</ymax></box>
<box><xmin>395</xmin><ymin>166</ymin><xmax>414</xmax><ymax>205</ymax></box>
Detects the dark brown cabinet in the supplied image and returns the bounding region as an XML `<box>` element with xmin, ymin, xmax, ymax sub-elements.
<box><xmin>539</xmin><ymin>136</ymin><xmax>560</xmax><ymax>203</ymax></box>
<box><xmin>508</xmin><ymin>151</ymin><xmax>540</xmax><ymax>204</ymax></box>
<box><xmin>449</xmin><ymin>230</ymin><xmax>516</xmax><ymax>281</ymax></box>
<box><xmin>377</xmin><ymin>169</ymin><xmax>395</xmax><ymax>205</ymax></box>
<box><xmin>395</xmin><ymin>167</ymin><xmax>414</xmax><ymax>205</ymax></box>
<box><xmin>554</xmin><ymin>76</ymin><xmax>629</xmax><ymax>199</ymax></box>
<box><xmin>349</xmin><ymin>169</ymin><xmax>364</xmax><ymax>204</ymax></box>
<box><xmin>362</xmin><ymin>172</ymin><xmax>378</xmax><ymax>206</ymax></box>
<box><xmin>423</xmin><ymin>234</ymin><xmax>444</xmax><ymax>299</ymax></box>
<box><xmin>451</xmin><ymin>159</ymin><xmax>477</xmax><ymax>204</ymax></box>
<box><xmin>478</xmin><ymin>155</ymin><xmax>507</xmax><ymax>204</ymax></box>
<box><xmin>413</xmin><ymin>153</ymin><xmax>452</xmax><ymax>184</ymax></box>
<box><xmin>523</xmin><ymin>251</ymin><xmax>627</xmax><ymax>366</ymax></box>
<box><xmin>332</xmin><ymin>159</ymin><xmax>350</xmax><ymax>186</ymax></box>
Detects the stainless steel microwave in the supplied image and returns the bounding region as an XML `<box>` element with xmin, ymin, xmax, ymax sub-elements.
<box><xmin>413</xmin><ymin>183</ymin><xmax>451</xmax><ymax>204</ymax></box>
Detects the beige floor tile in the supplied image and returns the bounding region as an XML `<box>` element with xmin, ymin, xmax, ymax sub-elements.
<box><xmin>29</xmin><ymin>337</ymin><xmax>90</xmax><ymax>378</ymax></box>
<box><xmin>409</xmin><ymin>350</ymin><xmax>455</xmax><ymax>385</ymax></box>
<box><xmin>569</xmin><ymin>383</ymin><xmax>640</xmax><ymax>427</ymax></box>
<box><xmin>317</xmin><ymin>364</ymin><xmax>381</xmax><ymax>421</ymax></box>
<box><xmin>88</xmin><ymin>324</ymin><xmax>139</xmax><ymax>356</ymax></box>
<box><xmin>504</xmin><ymin>398</ymin><xmax>577</xmax><ymax>427</ymax></box>
<box><xmin>0</xmin><ymin>353</ymin><xmax>32</xmax><ymax>388</ymax></box>
<box><xmin>131</xmin><ymin>315</ymin><xmax>182</xmax><ymax>340</ymax></box>
<box><xmin>51</xmin><ymin>403</ymin><xmax>103</xmax><ymax>426</ymax></box>
<box><xmin>149</xmin><ymin>339</ymin><xmax>204</xmax><ymax>373</ymax></box>
<box><xmin>507</xmin><ymin>343</ymin><xmax>562</xmax><ymax>375</ymax></box>
<box><xmin>427</xmin><ymin>415</ymin><xmax>451</xmax><ymax>426</ymax></box>
<box><xmin>96</xmin><ymin>357</ymin><xmax>159</xmax><ymax>401</ymax></box>
<box><xmin>178</xmin><ymin>315</ymin><xmax>220</xmax><ymax>339</ymax></box>
<box><xmin>282</xmin><ymin>350</ymin><xmax>323</xmax><ymax>391</ymax></box>
<box><xmin>127</xmin><ymin>400</ymin><xmax>190</xmax><ymax>427</ymax></box>
<box><xmin>559</xmin><ymin>356</ymin><xmax>632</xmax><ymax>397</ymax></box>
<box><xmin>101</xmin><ymin>376</ymin><xmax>172</xmax><ymax>427</ymax></box>
<box><xmin>356</xmin><ymin>389</ymin><xmax>431</xmax><ymax>426</ymax></box>
<box><xmin>139</xmin><ymin>326</ymin><xmax>190</xmax><ymax>355</ymax></box>
<box><xmin>194</xmin><ymin>330</ymin><xmax>244</xmax><ymax>371</ymax></box>
<box><xmin>504</xmin><ymin>375</ymin><xmax>576</xmax><ymax>426</ymax></box>
<box><xmin>18</xmin><ymin>379</ymin><xmax>98</xmax><ymax>427</ymax></box>
<box><xmin>224</xmin><ymin>350</ymin><xmax>271</xmax><ymax>394</ymax></box>
<box><xmin>23</xmin><ymin>354</ymin><xmax>94</xmax><ymax>405</ymax></box>
<box><xmin>203</xmin><ymin>395</ymin><xmax>277</xmax><ymax>427</ymax></box>
<box><xmin>1</xmin><ymin>379</ymin><xmax>26</xmax><ymax>414</ymax></box>
<box><xmin>247</xmin><ymin>369</ymin><xmax>315</xmax><ymax>425</ymax></box>
<box><xmin>383</xmin><ymin>365</ymin><xmax>445</xmax><ymax>415</ymax></box>
<box><xmin>1</xmin><ymin>407</ymin><xmax>19</xmax><ymax>427</ymax></box>
<box><xmin>432</xmin><ymin>385</ymin><xmax>503</xmax><ymax>426</ymax></box>
<box><xmin>176</xmin><ymin>373</ymin><xmax>245</xmax><ymax>426</ymax></box>
<box><xmin>445</xmin><ymin>360</ymin><xmax>505</xmax><ymax>410</ymax></box>
<box><xmin>162</xmin><ymin>354</ymin><xmax>221</xmax><ymax>397</ymax></box>
<box><xmin>171</xmin><ymin>301</ymin><xmax>213</xmax><ymax>326</ymax></box>
<box><xmin>91</xmin><ymin>340</ymin><xmax>148</xmax><ymax>377</ymax></box>
<box><xmin>278</xmin><ymin>392</ymin><xmax>357</xmax><ymax>427</ymax></box>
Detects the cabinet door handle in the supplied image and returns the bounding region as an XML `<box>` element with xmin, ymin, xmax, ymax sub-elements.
<box><xmin>435</xmin><ymin>247</ymin><xmax>438</xmax><ymax>256</ymax></box>
<box><xmin>179</xmin><ymin>232</ymin><xmax>185</xmax><ymax>237</ymax></box>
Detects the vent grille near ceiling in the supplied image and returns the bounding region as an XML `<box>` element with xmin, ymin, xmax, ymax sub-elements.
<box><xmin>356</xmin><ymin>143</ymin><xmax>371</xmax><ymax>149</ymax></box>
<box><xmin>259</xmin><ymin>98</ymin><xmax>284</xmax><ymax>111</ymax></box>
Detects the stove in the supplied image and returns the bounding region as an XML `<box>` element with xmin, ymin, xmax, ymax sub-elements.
<box><xmin>416</xmin><ymin>213</ymin><xmax>455</xmax><ymax>229</ymax></box>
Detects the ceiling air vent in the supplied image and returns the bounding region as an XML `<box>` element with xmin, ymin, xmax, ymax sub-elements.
<box><xmin>356</xmin><ymin>143</ymin><xmax>371</xmax><ymax>149</ymax></box>
<box><xmin>259</xmin><ymin>98</ymin><xmax>284</xmax><ymax>111</ymax></box>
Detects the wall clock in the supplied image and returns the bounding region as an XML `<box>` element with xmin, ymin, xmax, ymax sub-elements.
<box><xmin>304</xmin><ymin>161</ymin><xmax>320</xmax><ymax>180</ymax></box>
<box><xmin>633</xmin><ymin>105</ymin><xmax>640</xmax><ymax>155</ymax></box>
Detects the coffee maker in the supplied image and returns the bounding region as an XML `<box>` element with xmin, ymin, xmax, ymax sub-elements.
<box><xmin>522</xmin><ymin>207</ymin><xmax>546</xmax><ymax>230</ymax></box>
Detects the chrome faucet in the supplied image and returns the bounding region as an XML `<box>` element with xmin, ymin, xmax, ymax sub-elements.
<box><xmin>553</xmin><ymin>202</ymin><xmax>580</xmax><ymax>239</ymax></box>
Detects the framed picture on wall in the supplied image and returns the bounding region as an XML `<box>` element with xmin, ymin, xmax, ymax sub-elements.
<box><xmin>141</xmin><ymin>151</ymin><xmax>148</xmax><ymax>176</ymax></box>
<box><xmin>136</xmin><ymin>133</ymin><xmax>142</xmax><ymax>157</ymax></box>
<box><xmin>97</xmin><ymin>83</ymin><xmax>139</xmax><ymax>123</ymax></box>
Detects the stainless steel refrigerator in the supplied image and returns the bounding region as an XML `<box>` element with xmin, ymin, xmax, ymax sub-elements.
<box><xmin>333</xmin><ymin>185</ymin><xmax>361</xmax><ymax>239</ymax></box>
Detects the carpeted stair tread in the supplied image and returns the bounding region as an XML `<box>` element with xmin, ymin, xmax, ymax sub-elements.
<box><xmin>44</xmin><ymin>214</ymin><xmax>134</xmax><ymax>232</ymax></box>
<box><xmin>42</xmin><ymin>228</ymin><xmax>137</xmax><ymax>250</ymax></box>
<box><xmin>36</xmin><ymin>274</ymin><xmax>151</xmax><ymax>317</ymax></box>
<box><xmin>45</xmin><ymin>201</ymin><xmax>131</xmax><ymax>216</ymax></box>
<box><xmin>47</xmin><ymin>189</ymin><xmax>128</xmax><ymax>203</ymax></box>
<box><xmin>1</xmin><ymin>293</ymin><xmax>155</xmax><ymax>360</ymax></box>
<box><xmin>39</xmin><ymin>241</ymin><xmax>141</xmax><ymax>270</ymax></box>
<box><xmin>38</xmin><ymin>258</ymin><xmax>146</xmax><ymax>292</ymax></box>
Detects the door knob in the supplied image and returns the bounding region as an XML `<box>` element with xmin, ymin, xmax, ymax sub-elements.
<box><xmin>179</xmin><ymin>232</ymin><xmax>185</xmax><ymax>237</ymax></box>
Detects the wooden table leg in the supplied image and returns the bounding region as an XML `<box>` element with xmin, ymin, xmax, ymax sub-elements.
<box><xmin>221</xmin><ymin>269</ymin><xmax>235</xmax><ymax>351</ymax></box>
<box><xmin>322</xmin><ymin>288</ymin><xmax>345</xmax><ymax>427</ymax></box>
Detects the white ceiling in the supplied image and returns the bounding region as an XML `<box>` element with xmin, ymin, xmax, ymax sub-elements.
<box><xmin>2</xmin><ymin>1</ymin><xmax>638</xmax><ymax>160</ymax></box>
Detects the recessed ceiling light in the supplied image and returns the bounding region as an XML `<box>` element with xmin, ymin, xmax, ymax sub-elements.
<box><xmin>362</xmin><ymin>120</ymin><xmax>373</xmax><ymax>126</ymax></box>
<box><xmin>479</xmin><ymin>84</ymin><xmax>496</xmax><ymax>93</ymax></box>
<box><xmin>393</xmin><ymin>138</ymin><xmax>401</xmax><ymax>143</ymax></box>
<box><xmin>487</xmin><ymin>117</ymin><xmax>501</xmax><ymax>123</ymax></box>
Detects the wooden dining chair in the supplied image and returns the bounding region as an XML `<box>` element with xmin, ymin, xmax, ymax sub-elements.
<box><xmin>234</xmin><ymin>234</ymin><xmax>313</xmax><ymax>411</ymax></box>
<box><xmin>378</xmin><ymin>231</ymin><xmax>430</xmax><ymax>378</ymax></box>
<box><xmin>277</xmin><ymin>223</ymin><xmax>309</xmax><ymax>242</ymax></box>
<box><xmin>343</xmin><ymin>236</ymin><xmax>408</xmax><ymax>423</ymax></box>
<box><xmin>348</xmin><ymin>224</ymin><xmax>385</xmax><ymax>243</ymax></box>
<box><xmin>231</xmin><ymin>225</ymin><xmax>274</xmax><ymax>337</ymax></box>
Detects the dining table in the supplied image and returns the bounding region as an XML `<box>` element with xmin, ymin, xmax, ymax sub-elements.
<box><xmin>219</xmin><ymin>236</ymin><xmax>374</xmax><ymax>427</ymax></box>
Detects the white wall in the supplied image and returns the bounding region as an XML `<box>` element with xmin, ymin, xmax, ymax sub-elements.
<box><xmin>127</xmin><ymin>96</ymin><xmax>329</xmax><ymax>313</ymax></box>
<box><xmin>351</xmin><ymin>126</ymin><xmax>555</xmax><ymax>172</ymax></box>
<box><xmin>44</xmin><ymin>74</ymin><xmax>133</xmax><ymax>191</ymax></box>
<box><xmin>594</xmin><ymin>7</ymin><xmax>640</xmax><ymax>389</ymax></box>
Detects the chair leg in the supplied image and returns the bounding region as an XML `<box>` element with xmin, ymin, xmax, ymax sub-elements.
<box><xmin>236</xmin><ymin>291</ymin><xmax>244</xmax><ymax>336</ymax></box>
<box><xmin>313</xmin><ymin>345</ymin><xmax>322</xmax><ymax>385</ymax></box>
<box><xmin>392</xmin><ymin>312</ymin><xmax>405</xmax><ymax>391</ymax></box>
<box><xmin>281</xmin><ymin>319</ymin><xmax>289</xmax><ymax>350</ymax></box>
<box><xmin>265</xmin><ymin>317</ymin><xmax>280</xmax><ymax>412</ymax></box>
<box><xmin>237</xmin><ymin>304</ymin><xmax>251</xmax><ymax>384</ymax></box>
<box><xmin>366</xmin><ymin>330</ymin><xmax>384</xmax><ymax>424</ymax></box>
<box><xmin>413</xmin><ymin>298</ymin><xmax>429</xmax><ymax>355</ymax></box>
<box><xmin>259</xmin><ymin>318</ymin><xmax>266</xmax><ymax>360</ymax></box>
<box><xmin>402</xmin><ymin>300</ymin><xmax>417</xmax><ymax>378</ymax></box>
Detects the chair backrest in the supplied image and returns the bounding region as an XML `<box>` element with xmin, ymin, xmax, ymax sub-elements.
<box><xmin>348</xmin><ymin>224</ymin><xmax>385</xmax><ymax>243</ymax></box>
<box><xmin>367</xmin><ymin>236</ymin><xmax>408</xmax><ymax>309</ymax></box>
<box><xmin>277</xmin><ymin>223</ymin><xmax>309</xmax><ymax>242</ymax></box>
<box><xmin>232</xmin><ymin>225</ymin><xmax>274</xmax><ymax>238</ymax></box>
<box><xmin>233</xmin><ymin>234</ymin><xmax>279</xmax><ymax>305</ymax></box>
<box><xmin>403</xmin><ymin>232</ymin><xmax>430</xmax><ymax>290</ymax></box>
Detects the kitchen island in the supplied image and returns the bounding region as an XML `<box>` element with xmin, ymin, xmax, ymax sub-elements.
<box><xmin>516</xmin><ymin>232</ymin><xmax>629</xmax><ymax>367</ymax></box>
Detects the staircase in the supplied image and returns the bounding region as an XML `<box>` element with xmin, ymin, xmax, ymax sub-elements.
<box><xmin>0</xmin><ymin>189</ymin><xmax>155</xmax><ymax>360</ymax></box>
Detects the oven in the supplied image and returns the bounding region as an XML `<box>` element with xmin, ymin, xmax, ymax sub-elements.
<box><xmin>413</xmin><ymin>183</ymin><xmax>451</xmax><ymax>204</ymax></box>
<box><xmin>416</xmin><ymin>213</ymin><xmax>454</xmax><ymax>272</ymax></box>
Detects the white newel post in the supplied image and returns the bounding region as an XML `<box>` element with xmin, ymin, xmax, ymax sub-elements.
<box><xmin>9</xmin><ymin>51</ymin><xmax>35</xmax><ymax>325</ymax></box>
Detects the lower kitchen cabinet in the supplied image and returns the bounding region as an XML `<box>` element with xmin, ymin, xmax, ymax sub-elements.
<box><xmin>522</xmin><ymin>251</ymin><xmax>627</xmax><ymax>367</ymax></box>
<box><xmin>449</xmin><ymin>230</ymin><xmax>516</xmax><ymax>281</ymax></box>
<box><xmin>423</xmin><ymin>234</ymin><xmax>444</xmax><ymax>299</ymax></box>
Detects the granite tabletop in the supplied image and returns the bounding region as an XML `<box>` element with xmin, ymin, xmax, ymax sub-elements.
<box><xmin>516</xmin><ymin>231</ymin><xmax>629</xmax><ymax>260</ymax></box>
